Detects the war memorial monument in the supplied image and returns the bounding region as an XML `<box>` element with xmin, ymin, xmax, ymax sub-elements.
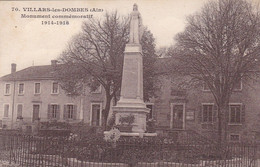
<box><xmin>111</xmin><ymin>4</ymin><xmax>156</xmax><ymax>136</ymax></box>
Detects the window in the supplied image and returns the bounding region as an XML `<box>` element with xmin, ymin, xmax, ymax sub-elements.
<box><xmin>171</xmin><ymin>88</ymin><xmax>186</xmax><ymax>96</ymax></box>
<box><xmin>202</xmin><ymin>104</ymin><xmax>214</xmax><ymax>123</ymax></box>
<box><xmin>3</xmin><ymin>104</ymin><xmax>9</xmax><ymax>117</ymax></box>
<box><xmin>48</xmin><ymin>104</ymin><xmax>60</xmax><ymax>119</ymax></box>
<box><xmin>17</xmin><ymin>104</ymin><xmax>23</xmax><ymax>118</ymax></box>
<box><xmin>18</xmin><ymin>83</ymin><xmax>24</xmax><ymax>95</ymax></box>
<box><xmin>230</xmin><ymin>134</ymin><xmax>240</xmax><ymax>142</ymax></box>
<box><xmin>202</xmin><ymin>76</ymin><xmax>212</xmax><ymax>91</ymax></box>
<box><xmin>51</xmin><ymin>105</ymin><xmax>58</xmax><ymax>118</ymax></box>
<box><xmin>91</xmin><ymin>85</ymin><xmax>102</xmax><ymax>94</ymax></box>
<box><xmin>64</xmin><ymin>104</ymin><xmax>77</xmax><ymax>120</ymax></box>
<box><xmin>67</xmin><ymin>105</ymin><xmax>74</xmax><ymax>119</ymax></box>
<box><xmin>52</xmin><ymin>82</ymin><xmax>59</xmax><ymax>94</ymax></box>
<box><xmin>5</xmin><ymin>84</ymin><xmax>11</xmax><ymax>95</ymax></box>
<box><xmin>203</xmin><ymin>82</ymin><xmax>210</xmax><ymax>91</ymax></box>
<box><xmin>51</xmin><ymin>105</ymin><xmax>59</xmax><ymax>118</ymax></box>
<box><xmin>34</xmin><ymin>83</ymin><xmax>40</xmax><ymax>94</ymax></box>
<box><xmin>234</xmin><ymin>78</ymin><xmax>242</xmax><ymax>90</ymax></box>
<box><xmin>229</xmin><ymin>104</ymin><xmax>241</xmax><ymax>124</ymax></box>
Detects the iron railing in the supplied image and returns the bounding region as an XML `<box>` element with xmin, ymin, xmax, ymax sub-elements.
<box><xmin>0</xmin><ymin>133</ymin><xmax>258</xmax><ymax>167</ymax></box>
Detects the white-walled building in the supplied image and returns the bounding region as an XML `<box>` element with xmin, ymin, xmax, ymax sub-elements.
<box><xmin>0</xmin><ymin>61</ymin><xmax>106</xmax><ymax>131</ymax></box>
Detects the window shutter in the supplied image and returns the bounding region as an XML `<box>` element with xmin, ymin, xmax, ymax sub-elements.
<box><xmin>73</xmin><ymin>105</ymin><xmax>77</xmax><ymax>120</ymax></box>
<box><xmin>241</xmin><ymin>104</ymin><xmax>245</xmax><ymax>123</ymax></box>
<box><xmin>47</xmin><ymin>105</ymin><xmax>51</xmax><ymax>119</ymax></box>
<box><xmin>64</xmin><ymin>105</ymin><xmax>68</xmax><ymax>119</ymax></box>
<box><xmin>213</xmin><ymin>105</ymin><xmax>218</xmax><ymax>122</ymax></box>
<box><xmin>57</xmin><ymin>105</ymin><xmax>60</xmax><ymax>120</ymax></box>
<box><xmin>198</xmin><ymin>105</ymin><xmax>202</xmax><ymax>123</ymax></box>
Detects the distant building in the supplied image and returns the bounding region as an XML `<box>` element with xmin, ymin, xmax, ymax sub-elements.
<box><xmin>0</xmin><ymin>60</ymin><xmax>259</xmax><ymax>142</ymax></box>
<box><xmin>0</xmin><ymin>61</ymin><xmax>106</xmax><ymax>132</ymax></box>
<box><xmin>152</xmin><ymin>58</ymin><xmax>260</xmax><ymax>142</ymax></box>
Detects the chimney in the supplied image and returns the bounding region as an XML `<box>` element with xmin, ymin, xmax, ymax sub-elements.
<box><xmin>11</xmin><ymin>63</ymin><xmax>16</xmax><ymax>74</ymax></box>
<box><xmin>51</xmin><ymin>60</ymin><xmax>58</xmax><ymax>66</ymax></box>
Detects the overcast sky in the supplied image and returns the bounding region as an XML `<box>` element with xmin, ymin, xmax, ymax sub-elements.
<box><xmin>0</xmin><ymin>0</ymin><xmax>212</xmax><ymax>77</ymax></box>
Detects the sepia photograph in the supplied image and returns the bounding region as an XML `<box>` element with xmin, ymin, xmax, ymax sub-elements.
<box><xmin>0</xmin><ymin>0</ymin><xmax>259</xmax><ymax>166</ymax></box>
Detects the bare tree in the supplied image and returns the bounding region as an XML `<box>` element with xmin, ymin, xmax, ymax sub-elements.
<box><xmin>142</xmin><ymin>28</ymin><xmax>160</xmax><ymax>101</ymax></box>
<box><xmin>57</xmin><ymin>11</ymin><xmax>158</xmax><ymax>127</ymax></box>
<box><xmin>57</xmin><ymin>12</ymin><xmax>127</xmax><ymax>127</ymax></box>
<box><xmin>169</xmin><ymin>0</ymin><xmax>260</xmax><ymax>144</ymax></box>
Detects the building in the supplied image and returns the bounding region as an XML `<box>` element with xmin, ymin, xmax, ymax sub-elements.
<box><xmin>151</xmin><ymin>63</ymin><xmax>260</xmax><ymax>142</ymax></box>
<box><xmin>0</xmin><ymin>60</ymin><xmax>259</xmax><ymax>142</ymax></box>
<box><xmin>0</xmin><ymin>61</ymin><xmax>106</xmax><ymax>132</ymax></box>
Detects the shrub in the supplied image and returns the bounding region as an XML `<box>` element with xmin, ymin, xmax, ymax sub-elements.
<box><xmin>40</xmin><ymin>121</ymin><xmax>71</xmax><ymax>130</ymax></box>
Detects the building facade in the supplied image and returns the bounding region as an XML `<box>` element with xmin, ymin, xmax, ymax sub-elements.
<box><xmin>0</xmin><ymin>61</ymin><xmax>106</xmax><ymax>131</ymax></box>
<box><xmin>152</xmin><ymin>74</ymin><xmax>260</xmax><ymax>142</ymax></box>
<box><xmin>0</xmin><ymin>61</ymin><xmax>259</xmax><ymax>141</ymax></box>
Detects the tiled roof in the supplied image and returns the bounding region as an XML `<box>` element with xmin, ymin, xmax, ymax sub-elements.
<box><xmin>0</xmin><ymin>57</ymin><xmax>171</xmax><ymax>81</ymax></box>
<box><xmin>0</xmin><ymin>65</ymin><xmax>58</xmax><ymax>81</ymax></box>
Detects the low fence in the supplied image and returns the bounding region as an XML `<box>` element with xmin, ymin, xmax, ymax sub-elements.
<box><xmin>0</xmin><ymin>134</ymin><xmax>258</xmax><ymax>167</ymax></box>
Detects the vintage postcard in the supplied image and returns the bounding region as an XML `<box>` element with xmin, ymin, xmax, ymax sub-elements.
<box><xmin>0</xmin><ymin>0</ymin><xmax>259</xmax><ymax>166</ymax></box>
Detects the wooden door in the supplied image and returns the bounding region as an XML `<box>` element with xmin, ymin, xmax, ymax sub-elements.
<box><xmin>32</xmin><ymin>104</ymin><xmax>40</xmax><ymax>122</ymax></box>
<box><xmin>91</xmin><ymin>104</ymin><xmax>101</xmax><ymax>126</ymax></box>
<box><xmin>172</xmin><ymin>104</ymin><xmax>184</xmax><ymax>129</ymax></box>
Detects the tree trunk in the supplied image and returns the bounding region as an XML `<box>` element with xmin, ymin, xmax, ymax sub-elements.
<box><xmin>113</xmin><ymin>94</ymin><xmax>117</xmax><ymax>106</ymax></box>
<box><xmin>103</xmin><ymin>90</ymin><xmax>112</xmax><ymax>128</ymax></box>
<box><xmin>217</xmin><ymin>103</ymin><xmax>229</xmax><ymax>144</ymax></box>
<box><xmin>217</xmin><ymin>107</ymin><xmax>222</xmax><ymax>145</ymax></box>
<box><xmin>217</xmin><ymin>106</ymin><xmax>225</xmax><ymax>159</ymax></box>
<box><xmin>223</xmin><ymin>107</ymin><xmax>228</xmax><ymax>142</ymax></box>
<box><xmin>217</xmin><ymin>103</ymin><xmax>229</xmax><ymax>158</ymax></box>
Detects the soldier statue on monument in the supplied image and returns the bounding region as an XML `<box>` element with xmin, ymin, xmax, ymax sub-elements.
<box><xmin>129</xmin><ymin>4</ymin><xmax>144</xmax><ymax>44</ymax></box>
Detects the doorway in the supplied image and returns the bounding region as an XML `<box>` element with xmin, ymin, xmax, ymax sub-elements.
<box><xmin>170</xmin><ymin>103</ymin><xmax>185</xmax><ymax>129</ymax></box>
<box><xmin>91</xmin><ymin>103</ymin><xmax>102</xmax><ymax>126</ymax></box>
<box><xmin>32</xmin><ymin>104</ymin><xmax>40</xmax><ymax>122</ymax></box>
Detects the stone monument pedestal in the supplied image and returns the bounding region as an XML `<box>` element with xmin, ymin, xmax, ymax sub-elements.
<box><xmin>112</xmin><ymin>44</ymin><xmax>150</xmax><ymax>133</ymax></box>
<box><xmin>113</xmin><ymin>99</ymin><xmax>150</xmax><ymax>133</ymax></box>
